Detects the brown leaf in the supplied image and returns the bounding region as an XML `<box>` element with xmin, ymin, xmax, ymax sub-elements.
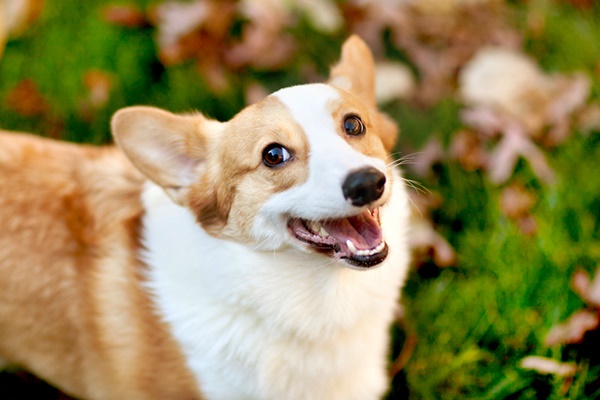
<box><xmin>449</xmin><ymin>129</ymin><xmax>487</xmax><ymax>171</ymax></box>
<box><xmin>577</xmin><ymin>102</ymin><xmax>600</xmax><ymax>134</ymax></box>
<box><xmin>375</xmin><ymin>61</ymin><xmax>416</xmax><ymax>104</ymax></box>
<box><xmin>152</xmin><ymin>0</ymin><xmax>235</xmax><ymax>66</ymax></box>
<box><xmin>520</xmin><ymin>356</ymin><xmax>577</xmax><ymax>377</ymax></box>
<box><xmin>226</xmin><ymin>0</ymin><xmax>296</xmax><ymax>70</ymax></box>
<box><xmin>102</xmin><ymin>4</ymin><xmax>148</xmax><ymax>28</ymax></box>
<box><xmin>0</xmin><ymin>0</ymin><xmax>45</xmax><ymax>57</ymax></box>
<box><xmin>572</xmin><ymin>267</ymin><xmax>600</xmax><ymax>307</ymax></box>
<box><xmin>487</xmin><ymin>128</ymin><xmax>555</xmax><ymax>185</ymax></box>
<box><xmin>409</xmin><ymin>219</ymin><xmax>456</xmax><ymax>268</ymax></box>
<box><xmin>3</xmin><ymin>0</ymin><xmax>45</xmax><ymax>35</ymax></box>
<box><xmin>83</xmin><ymin>70</ymin><xmax>112</xmax><ymax>108</ymax></box>
<box><xmin>408</xmin><ymin>137</ymin><xmax>445</xmax><ymax>178</ymax></box>
<box><xmin>545</xmin><ymin>309</ymin><xmax>599</xmax><ymax>346</ymax></box>
<box><xmin>6</xmin><ymin>79</ymin><xmax>49</xmax><ymax>117</ymax></box>
<box><xmin>500</xmin><ymin>183</ymin><xmax>537</xmax><ymax>220</ymax></box>
<box><xmin>244</xmin><ymin>82</ymin><xmax>269</xmax><ymax>106</ymax></box>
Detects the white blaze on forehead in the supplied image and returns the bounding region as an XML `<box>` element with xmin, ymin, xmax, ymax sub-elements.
<box><xmin>273</xmin><ymin>83</ymin><xmax>385</xmax><ymax>172</ymax></box>
<box><xmin>263</xmin><ymin>83</ymin><xmax>386</xmax><ymax>220</ymax></box>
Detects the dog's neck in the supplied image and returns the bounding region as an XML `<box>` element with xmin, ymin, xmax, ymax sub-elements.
<box><xmin>140</xmin><ymin>180</ymin><xmax>409</xmax><ymax>399</ymax></box>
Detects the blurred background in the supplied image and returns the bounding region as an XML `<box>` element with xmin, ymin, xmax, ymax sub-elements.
<box><xmin>1</xmin><ymin>0</ymin><xmax>600</xmax><ymax>398</ymax></box>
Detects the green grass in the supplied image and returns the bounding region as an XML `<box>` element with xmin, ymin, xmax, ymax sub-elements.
<box><xmin>1</xmin><ymin>0</ymin><xmax>600</xmax><ymax>398</ymax></box>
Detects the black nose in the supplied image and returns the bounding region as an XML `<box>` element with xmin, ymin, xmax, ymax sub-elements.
<box><xmin>342</xmin><ymin>167</ymin><xmax>386</xmax><ymax>207</ymax></box>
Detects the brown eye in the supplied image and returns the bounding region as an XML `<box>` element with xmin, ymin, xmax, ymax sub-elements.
<box><xmin>344</xmin><ymin>115</ymin><xmax>365</xmax><ymax>136</ymax></box>
<box><xmin>262</xmin><ymin>143</ymin><xmax>291</xmax><ymax>167</ymax></box>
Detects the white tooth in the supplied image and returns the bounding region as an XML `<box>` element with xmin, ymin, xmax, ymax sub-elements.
<box><xmin>319</xmin><ymin>227</ymin><xmax>329</xmax><ymax>237</ymax></box>
<box><xmin>346</xmin><ymin>240</ymin><xmax>358</xmax><ymax>254</ymax></box>
<box><xmin>309</xmin><ymin>221</ymin><xmax>322</xmax><ymax>233</ymax></box>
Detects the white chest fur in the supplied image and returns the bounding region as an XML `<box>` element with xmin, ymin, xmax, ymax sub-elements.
<box><xmin>141</xmin><ymin>175</ymin><xmax>410</xmax><ymax>400</ymax></box>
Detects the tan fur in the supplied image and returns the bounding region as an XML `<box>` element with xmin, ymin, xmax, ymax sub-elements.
<box><xmin>114</xmin><ymin>97</ymin><xmax>310</xmax><ymax>243</ymax></box>
<box><xmin>0</xmin><ymin>132</ymin><xmax>202</xmax><ymax>399</ymax></box>
<box><xmin>0</xmin><ymin>35</ymin><xmax>399</xmax><ymax>399</ymax></box>
<box><xmin>329</xmin><ymin>35</ymin><xmax>399</xmax><ymax>152</ymax></box>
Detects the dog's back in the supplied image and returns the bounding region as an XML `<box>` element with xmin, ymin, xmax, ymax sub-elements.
<box><xmin>0</xmin><ymin>132</ymin><xmax>201</xmax><ymax>399</ymax></box>
<box><xmin>0</xmin><ymin>35</ymin><xmax>411</xmax><ymax>400</ymax></box>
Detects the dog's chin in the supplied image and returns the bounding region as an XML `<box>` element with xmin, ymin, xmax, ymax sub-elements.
<box><xmin>287</xmin><ymin>208</ymin><xmax>388</xmax><ymax>269</ymax></box>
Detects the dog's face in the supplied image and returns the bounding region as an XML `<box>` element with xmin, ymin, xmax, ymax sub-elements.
<box><xmin>112</xmin><ymin>36</ymin><xmax>399</xmax><ymax>269</ymax></box>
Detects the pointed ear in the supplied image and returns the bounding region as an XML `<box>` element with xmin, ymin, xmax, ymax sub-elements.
<box><xmin>111</xmin><ymin>106</ymin><xmax>217</xmax><ymax>205</ymax></box>
<box><xmin>328</xmin><ymin>35</ymin><xmax>376</xmax><ymax>108</ymax></box>
<box><xmin>329</xmin><ymin>36</ymin><xmax>399</xmax><ymax>153</ymax></box>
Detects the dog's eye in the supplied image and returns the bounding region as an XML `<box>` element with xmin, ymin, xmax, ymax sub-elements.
<box><xmin>262</xmin><ymin>143</ymin><xmax>291</xmax><ymax>167</ymax></box>
<box><xmin>343</xmin><ymin>115</ymin><xmax>365</xmax><ymax>136</ymax></box>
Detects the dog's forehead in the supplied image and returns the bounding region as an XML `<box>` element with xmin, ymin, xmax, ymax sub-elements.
<box><xmin>272</xmin><ymin>84</ymin><xmax>342</xmax><ymax>138</ymax></box>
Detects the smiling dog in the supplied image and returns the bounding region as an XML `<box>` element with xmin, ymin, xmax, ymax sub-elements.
<box><xmin>0</xmin><ymin>36</ymin><xmax>410</xmax><ymax>400</ymax></box>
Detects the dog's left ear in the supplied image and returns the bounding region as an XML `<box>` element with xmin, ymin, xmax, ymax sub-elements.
<box><xmin>329</xmin><ymin>35</ymin><xmax>399</xmax><ymax>152</ymax></box>
<box><xmin>111</xmin><ymin>106</ymin><xmax>219</xmax><ymax>205</ymax></box>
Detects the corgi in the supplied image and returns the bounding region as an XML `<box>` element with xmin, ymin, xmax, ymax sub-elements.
<box><xmin>0</xmin><ymin>36</ymin><xmax>410</xmax><ymax>400</ymax></box>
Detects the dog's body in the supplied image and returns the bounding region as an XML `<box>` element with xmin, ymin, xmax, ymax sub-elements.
<box><xmin>0</xmin><ymin>36</ymin><xmax>410</xmax><ymax>399</ymax></box>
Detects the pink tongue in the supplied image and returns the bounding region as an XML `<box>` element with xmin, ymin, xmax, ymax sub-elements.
<box><xmin>322</xmin><ymin>210</ymin><xmax>382</xmax><ymax>250</ymax></box>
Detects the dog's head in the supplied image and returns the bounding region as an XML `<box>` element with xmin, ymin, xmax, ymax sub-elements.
<box><xmin>112</xmin><ymin>36</ymin><xmax>400</xmax><ymax>269</ymax></box>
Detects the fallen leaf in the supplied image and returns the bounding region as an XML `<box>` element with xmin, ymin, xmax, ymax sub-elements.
<box><xmin>226</xmin><ymin>0</ymin><xmax>296</xmax><ymax>70</ymax></box>
<box><xmin>408</xmin><ymin>137</ymin><xmax>445</xmax><ymax>178</ymax></box>
<box><xmin>244</xmin><ymin>81</ymin><xmax>269</xmax><ymax>105</ymax></box>
<box><xmin>545</xmin><ymin>310</ymin><xmax>599</xmax><ymax>347</ymax></box>
<box><xmin>6</xmin><ymin>79</ymin><xmax>48</xmax><ymax>117</ymax></box>
<box><xmin>293</xmin><ymin>0</ymin><xmax>343</xmax><ymax>34</ymax></box>
<box><xmin>449</xmin><ymin>129</ymin><xmax>487</xmax><ymax>171</ymax></box>
<box><xmin>520</xmin><ymin>356</ymin><xmax>577</xmax><ymax>377</ymax></box>
<box><xmin>2</xmin><ymin>0</ymin><xmax>45</xmax><ymax>35</ymax></box>
<box><xmin>485</xmin><ymin>125</ymin><xmax>555</xmax><ymax>185</ymax></box>
<box><xmin>409</xmin><ymin>218</ymin><xmax>456</xmax><ymax>268</ymax></box>
<box><xmin>459</xmin><ymin>46</ymin><xmax>550</xmax><ymax>135</ymax></box>
<box><xmin>83</xmin><ymin>70</ymin><xmax>112</xmax><ymax>108</ymax></box>
<box><xmin>0</xmin><ymin>0</ymin><xmax>45</xmax><ymax>57</ymax></box>
<box><xmin>102</xmin><ymin>4</ymin><xmax>148</xmax><ymax>28</ymax></box>
<box><xmin>500</xmin><ymin>183</ymin><xmax>537</xmax><ymax>220</ymax></box>
<box><xmin>572</xmin><ymin>267</ymin><xmax>600</xmax><ymax>308</ymax></box>
<box><xmin>375</xmin><ymin>61</ymin><xmax>416</xmax><ymax>104</ymax></box>
<box><xmin>577</xmin><ymin>102</ymin><xmax>600</xmax><ymax>134</ymax></box>
<box><xmin>152</xmin><ymin>0</ymin><xmax>235</xmax><ymax>66</ymax></box>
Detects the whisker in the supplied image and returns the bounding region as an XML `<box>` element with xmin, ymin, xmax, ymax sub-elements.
<box><xmin>386</xmin><ymin>152</ymin><xmax>422</xmax><ymax>169</ymax></box>
<box><xmin>400</xmin><ymin>177</ymin><xmax>429</xmax><ymax>195</ymax></box>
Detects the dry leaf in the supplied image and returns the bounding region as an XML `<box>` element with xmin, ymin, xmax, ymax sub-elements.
<box><xmin>545</xmin><ymin>310</ymin><xmax>599</xmax><ymax>347</ymax></box>
<box><xmin>459</xmin><ymin>46</ymin><xmax>590</xmax><ymax>183</ymax></box>
<box><xmin>83</xmin><ymin>70</ymin><xmax>112</xmax><ymax>108</ymax></box>
<box><xmin>244</xmin><ymin>82</ymin><xmax>269</xmax><ymax>105</ymax></box>
<box><xmin>294</xmin><ymin>0</ymin><xmax>343</xmax><ymax>33</ymax></box>
<box><xmin>577</xmin><ymin>102</ymin><xmax>600</xmax><ymax>134</ymax></box>
<box><xmin>572</xmin><ymin>267</ymin><xmax>600</xmax><ymax>308</ymax></box>
<box><xmin>226</xmin><ymin>0</ymin><xmax>296</xmax><ymax>70</ymax></box>
<box><xmin>481</xmin><ymin>123</ymin><xmax>555</xmax><ymax>185</ymax></box>
<box><xmin>520</xmin><ymin>356</ymin><xmax>577</xmax><ymax>377</ymax></box>
<box><xmin>152</xmin><ymin>0</ymin><xmax>235</xmax><ymax>67</ymax></box>
<box><xmin>102</xmin><ymin>4</ymin><xmax>148</xmax><ymax>28</ymax></box>
<box><xmin>0</xmin><ymin>0</ymin><xmax>45</xmax><ymax>57</ymax></box>
<box><xmin>449</xmin><ymin>129</ymin><xmax>487</xmax><ymax>171</ymax></box>
<box><xmin>408</xmin><ymin>137</ymin><xmax>445</xmax><ymax>178</ymax></box>
<box><xmin>499</xmin><ymin>184</ymin><xmax>537</xmax><ymax>220</ymax></box>
<box><xmin>459</xmin><ymin>47</ymin><xmax>550</xmax><ymax>135</ymax></box>
<box><xmin>6</xmin><ymin>79</ymin><xmax>48</xmax><ymax>117</ymax></box>
<box><xmin>375</xmin><ymin>61</ymin><xmax>416</xmax><ymax>104</ymax></box>
<box><xmin>385</xmin><ymin>0</ymin><xmax>520</xmax><ymax>105</ymax></box>
<box><xmin>409</xmin><ymin>219</ymin><xmax>456</xmax><ymax>268</ymax></box>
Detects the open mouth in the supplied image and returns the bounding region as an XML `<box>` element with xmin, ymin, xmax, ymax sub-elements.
<box><xmin>287</xmin><ymin>208</ymin><xmax>388</xmax><ymax>268</ymax></box>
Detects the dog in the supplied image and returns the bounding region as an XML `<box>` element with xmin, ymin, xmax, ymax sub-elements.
<box><xmin>0</xmin><ymin>35</ymin><xmax>410</xmax><ymax>400</ymax></box>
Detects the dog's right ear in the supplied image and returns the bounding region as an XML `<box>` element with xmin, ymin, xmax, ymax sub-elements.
<box><xmin>111</xmin><ymin>106</ymin><xmax>219</xmax><ymax>205</ymax></box>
